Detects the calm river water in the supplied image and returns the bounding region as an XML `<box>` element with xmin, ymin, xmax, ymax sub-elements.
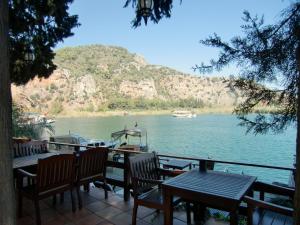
<box><xmin>53</xmin><ymin>114</ymin><xmax>296</xmax><ymax>184</ymax></box>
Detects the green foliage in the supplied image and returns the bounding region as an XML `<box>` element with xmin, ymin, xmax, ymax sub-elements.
<box><xmin>9</xmin><ymin>0</ymin><xmax>79</xmax><ymax>85</ymax></box>
<box><xmin>50</xmin><ymin>101</ymin><xmax>63</xmax><ymax>114</ymax></box>
<box><xmin>12</xmin><ymin>103</ymin><xmax>53</xmax><ymax>139</ymax></box>
<box><xmin>85</xmin><ymin>103</ymin><xmax>95</xmax><ymax>112</ymax></box>
<box><xmin>196</xmin><ymin>3</ymin><xmax>300</xmax><ymax>134</ymax></box>
<box><xmin>30</xmin><ymin>93</ymin><xmax>40</xmax><ymax>101</ymax></box>
<box><xmin>124</xmin><ymin>0</ymin><xmax>174</xmax><ymax>27</ymax></box>
<box><xmin>50</xmin><ymin>83</ymin><xmax>58</xmax><ymax>90</ymax></box>
<box><xmin>106</xmin><ymin>97</ymin><xmax>204</xmax><ymax>110</ymax></box>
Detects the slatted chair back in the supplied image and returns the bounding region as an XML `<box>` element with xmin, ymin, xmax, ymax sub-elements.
<box><xmin>30</xmin><ymin>140</ymin><xmax>48</xmax><ymax>155</ymax></box>
<box><xmin>14</xmin><ymin>142</ymin><xmax>32</xmax><ymax>157</ymax></box>
<box><xmin>13</xmin><ymin>140</ymin><xmax>48</xmax><ymax>158</ymax></box>
<box><xmin>36</xmin><ymin>154</ymin><xmax>75</xmax><ymax>194</ymax></box>
<box><xmin>129</xmin><ymin>152</ymin><xmax>161</xmax><ymax>196</ymax></box>
<box><xmin>77</xmin><ymin>147</ymin><xmax>108</xmax><ymax>183</ymax></box>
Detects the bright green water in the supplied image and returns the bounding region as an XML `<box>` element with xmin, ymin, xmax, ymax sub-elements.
<box><xmin>53</xmin><ymin>114</ymin><xmax>296</xmax><ymax>184</ymax></box>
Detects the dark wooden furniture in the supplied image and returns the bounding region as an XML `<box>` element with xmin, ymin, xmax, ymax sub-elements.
<box><xmin>162</xmin><ymin>159</ymin><xmax>192</xmax><ymax>170</ymax></box>
<box><xmin>76</xmin><ymin>147</ymin><xmax>109</xmax><ymax>209</ymax></box>
<box><xmin>162</xmin><ymin>169</ymin><xmax>256</xmax><ymax>225</ymax></box>
<box><xmin>13</xmin><ymin>140</ymin><xmax>48</xmax><ymax>158</ymax></box>
<box><xmin>13</xmin><ymin>153</ymin><xmax>58</xmax><ymax>170</ymax></box>
<box><xmin>129</xmin><ymin>152</ymin><xmax>191</xmax><ymax>225</ymax></box>
<box><xmin>244</xmin><ymin>182</ymin><xmax>294</xmax><ymax>225</ymax></box>
<box><xmin>17</xmin><ymin>154</ymin><xmax>76</xmax><ymax>225</ymax></box>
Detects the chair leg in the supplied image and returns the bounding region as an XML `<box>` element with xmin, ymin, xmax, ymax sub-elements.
<box><xmin>76</xmin><ymin>185</ymin><xmax>82</xmax><ymax>210</ymax></box>
<box><xmin>18</xmin><ymin>193</ymin><xmax>23</xmax><ymax>218</ymax></box>
<box><xmin>186</xmin><ymin>202</ymin><xmax>191</xmax><ymax>224</ymax></box>
<box><xmin>60</xmin><ymin>192</ymin><xmax>64</xmax><ymax>203</ymax></box>
<box><xmin>34</xmin><ymin>199</ymin><xmax>41</xmax><ymax>225</ymax></box>
<box><xmin>84</xmin><ymin>183</ymin><xmax>90</xmax><ymax>192</ymax></box>
<box><xmin>70</xmin><ymin>188</ymin><xmax>76</xmax><ymax>212</ymax></box>
<box><xmin>52</xmin><ymin>194</ymin><xmax>57</xmax><ymax>205</ymax></box>
<box><xmin>104</xmin><ymin>180</ymin><xmax>108</xmax><ymax>199</ymax></box>
<box><xmin>132</xmin><ymin>202</ymin><xmax>138</xmax><ymax>225</ymax></box>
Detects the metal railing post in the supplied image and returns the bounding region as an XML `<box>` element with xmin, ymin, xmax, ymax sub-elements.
<box><xmin>123</xmin><ymin>152</ymin><xmax>131</xmax><ymax>201</ymax></box>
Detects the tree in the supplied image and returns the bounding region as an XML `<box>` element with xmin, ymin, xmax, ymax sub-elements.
<box><xmin>0</xmin><ymin>1</ymin><xmax>78</xmax><ymax>224</ymax></box>
<box><xmin>9</xmin><ymin>0</ymin><xmax>79</xmax><ymax>85</ymax></box>
<box><xmin>127</xmin><ymin>0</ymin><xmax>300</xmax><ymax>224</ymax></box>
<box><xmin>12</xmin><ymin>103</ymin><xmax>54</xmax><ymax>139</ymax></box>
<box><xmin>124</xmin><ymin>0</ymin><xmax>175</xmax><ymax>27</ymax></box>
<box><xmin>0</xmin><ymin>1</ymin><xmax>14</xmax><ymax>224</ymax></box>
<box><xmin>195</xmin><ymin>4</ymin><xmax>300</xmax><ymax>224</ymax></box>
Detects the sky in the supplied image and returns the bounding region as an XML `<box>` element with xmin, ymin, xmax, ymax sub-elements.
<box><xmin>57</xmin><ymin>0</ymin><xmax>294</xmax><ymax>76</ymax></box>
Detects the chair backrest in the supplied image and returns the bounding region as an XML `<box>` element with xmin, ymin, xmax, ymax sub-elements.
<box><xmin>129</xmin><ymin>152</ymin><xmax>160</xmax><ymax>195</ymax></box>
<box><xmin>30</xmin><ymin>140</ymin><xmax>48</xmax><ymax>154</ymax></box>
<box><xmin>77</xmin><ymin>147</ymin><xmax>108</xmax><ymax>182</ymax></box>
<box><xmin>36</xmin><ymin>154</ymin><xmax>75</xmax><ymax>193</ymax></box>
<box><xmin>13</xmin><ymin>140</ymin><xmax>48</xmax><ymax>157</ymax></box>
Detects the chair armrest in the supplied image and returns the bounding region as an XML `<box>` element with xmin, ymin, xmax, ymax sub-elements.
<box><xmin>253</xmin><ymin>181</ymin><xmax>295</xmax><ymax>197</ymax></box>
<box><xmin>135</xmin><ymin>177</ymin><xmax>163</xmax><ymax>185</ymax></box>
<box><xmin>17</xmin><ymin>169</ymin><xmax>37</xmax><ymax>178</ymax></box>
<box><xmin>244</xmin><ymin>196</ymin><xmax>293</xmax><ymax>217</ymax></box>
<box><xmin>158</xmin><ymin>168</ymin><xmax>185</xmax><ymax>177</ymax></box>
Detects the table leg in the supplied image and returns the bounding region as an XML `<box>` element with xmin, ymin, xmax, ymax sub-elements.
<box><xmin>230</xmin><ymin>211</ymin><xmax>238</xmax><ymax>225</ymax></box>
<box><xmin>163</xmin><ymin>190</ymin><xmax>173</xmax><ymax>225</ymax></box>
<box><xmin>193</xmin><ymin>203</ymin><xmax>206</xmax><ymax>225</ymax></box>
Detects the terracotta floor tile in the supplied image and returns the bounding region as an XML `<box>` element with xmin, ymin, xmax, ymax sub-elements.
<box><xmin>75</xmin><ymin>213</ymin><xmax>104</xmax><ymax>225</ymax></box>
<box><xmin>135</xmin><ymin>206</ymin><xmax>156</xmax><ymax>219</ymax></box>
<box><xmin>16</xmin><ymin>216</ymin><xmax>34</xmax><ymax>225</ymax></box>
<box><xmin>64</xmin><ymin>208</ymin><xmax>93</xmax><ymax>221</ymax></box>
<box><xmin>95</xmin><ymin>219</ymin><xmax>115</xmax><ymax>225</ymax></box>
<box><xmin>85</xmin><ymin>201</ymin><xmax>110</xmax><ymax>213</ymax></box>
<box><xmin>107</xmin><ymin>212</ymin><xmax>132</xmax><ymax>225</ymax></box>
<box><xmin>94</xmin><ymin>206</ymin><xmax>123</xmax><ymax>220</ymax></box>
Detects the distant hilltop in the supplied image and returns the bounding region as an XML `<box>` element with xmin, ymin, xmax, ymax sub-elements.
<box><xmin>12</xmin><ymin>44</ymin><xmax>242</xmax><ymax>115</ymax></box>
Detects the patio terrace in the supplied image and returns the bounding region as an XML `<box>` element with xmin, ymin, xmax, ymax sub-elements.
<box><xmin>14</xmin><ymin>141</ymin><xmax>294</xmax><ymax>225</ymax></box>
<box><xmin>17</xmin><ymin>186</ymin><xmax>219</xmax><ymax>225</ymax></box>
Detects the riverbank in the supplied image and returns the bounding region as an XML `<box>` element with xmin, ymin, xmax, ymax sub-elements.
<box><xmin>54</xmin><ymin>105</ymin><xmax>278</xmax><ymax>118</ymax></box>
<box><xmin>55</xmin><ymin>107</ymin><xmax>236</xmax><ymax>118</ymax></box>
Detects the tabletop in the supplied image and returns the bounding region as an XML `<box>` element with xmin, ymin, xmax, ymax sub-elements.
<box><xmin>13</xmin><ymin>152</ymin><xmax>58</xmax><ymax>169</ymax></box>
<box><xmin>162</xmin><ymin>169</ymin><xmax>256</xmax><ymax>201</ymax></box>
<box><xmin>162</xmin><ymin>159</ymin><xmax>192</xmax><ymax>170</ymax></box>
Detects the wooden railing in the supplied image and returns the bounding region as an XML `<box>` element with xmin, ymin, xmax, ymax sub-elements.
<box><xmin>47</xmin><ymin>141</ymin><xmax>295</xmax><ymax>202</ymax></box>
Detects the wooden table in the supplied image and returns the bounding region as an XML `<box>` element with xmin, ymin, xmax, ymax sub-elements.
<box><xmin>162</xmin><ymin>169</ymin><xmax>256</xmax><ymax>225</ymax></box>
<box><xmin>13</xmin><ymin>153</ymin><xmax>58</xmax><ymax>169</ymax></box>
<box><xmin>162</xmin><ymin>159</ymin><xmax>192</xmax><ymax>170</ymax></box>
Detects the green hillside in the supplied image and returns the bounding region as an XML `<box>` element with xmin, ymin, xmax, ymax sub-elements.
<box><xmin>12</xmin><ymin>45</ymin><xmax>242</xmax><ymax>115</ymax></box>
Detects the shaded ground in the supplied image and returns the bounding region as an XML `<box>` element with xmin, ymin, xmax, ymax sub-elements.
<box><xmin>17</xmin><ymin>186</ymin><xmax>228</xmax><ymax>225</ymax></box>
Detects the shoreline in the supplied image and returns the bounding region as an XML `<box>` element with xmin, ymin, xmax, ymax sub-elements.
<box><xmin>55</xmin><ymin>107</ymin><xmax>236</xmax><ymax>118</ymax></box>
<box><xmin>41</xmin><ymin>105</ymin><xmax>279</xmax><ymax>118</ymax></box>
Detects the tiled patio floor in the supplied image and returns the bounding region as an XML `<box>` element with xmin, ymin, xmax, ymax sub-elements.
<box><xmin>17</xmin><ymin>186</ymin><xmax>228</xmax><ymax>225</ymax></box>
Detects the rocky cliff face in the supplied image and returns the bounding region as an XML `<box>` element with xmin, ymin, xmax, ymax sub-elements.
<box><xmin>11</xmin><ymin>45</ymin><xmax>241</xmax><ymax>114</ymax></box>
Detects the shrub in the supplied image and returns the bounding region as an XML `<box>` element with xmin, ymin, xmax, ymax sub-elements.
<box><xmin>50</xmin><ymin>101</ymin><xmax>63</xmax><ymax>114</ymax></box>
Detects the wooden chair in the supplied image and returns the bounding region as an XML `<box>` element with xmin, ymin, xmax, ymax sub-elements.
<box><xmin>17</xmin><ymin>154</ymin><xmax>76</xmax><ymax>225</ymax></box>
<box><xmin>13</xmin><ymin>140</ymin><xmax>48</xmax><ymax>158</ymax></box>
<box><xmin>129</xmin><ymin>152</ymin><xmax>191</xmax><ymax>225</ymax></box>
<box><xmin>244</xmin><ymin>181</ymin><xmax>294</xmax><ymax>225</ymax></box>
<box><xmin>76</xmin><ymin>147</ymin><xmax>109</xmax><ymax>209</ymax></box>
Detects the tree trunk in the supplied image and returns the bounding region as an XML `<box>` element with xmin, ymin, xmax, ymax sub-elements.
<box><xmin>0</xmin><ymin>0</ymin><xmax>15</xmax><ymax>225</ymax></box>
<box><xmin>294</xmin><ymin>38</ymin><xmax>300</xmax><ymax>224</ymax></box>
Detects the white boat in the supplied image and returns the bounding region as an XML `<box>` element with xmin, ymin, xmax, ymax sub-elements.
<box><xmin>172</xmin><ymin>110</ymin><xmax>196</xmax><ymax>118</ymax></box>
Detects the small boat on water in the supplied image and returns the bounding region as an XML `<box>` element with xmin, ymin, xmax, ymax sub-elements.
<box><xmin>22</xmin><ymin>112</ymin><xmax>55</xmax><ymax>125</ymax></box>
<box><xmin>172</xmin><ymin>110</ymin><xmax>196</xmax><ymax>118</ymax></box>
<box><xmin>49</xmin><ymin>132</ymin><xmax>116</xmax><ymax>151</ymax></box>
<box><xmin>111</xmin><ymin>124</ymin><xmax>148</xmax><ymax>152</ymax></box>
